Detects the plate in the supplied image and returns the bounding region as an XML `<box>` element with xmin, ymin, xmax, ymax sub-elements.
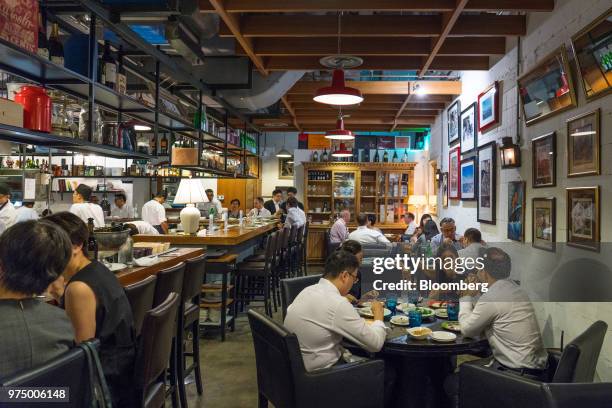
<box><xmin>441</xmin><ymin>321</ymin><xmax>461</xmax><ymax>332</ymax></box>
<box><xmin>415</xmin><ymin>307</ymin><xmax>435</xmax><ymax>319</ymax></box>
<box><xmin>357</xmin><ymin>307</ymin><xmax>392</xmax><ymax>318</ymax></box>
<box><xmin>390</xmin><ymin>315</ymin><xmax>409</xmax><ymax>326</ymax></box>
<box><xmin>431</xmin><ymin>331</ymin><xmax>457</xmax><ymax>342</ymax></box>
<box><xmin>359</xmin><ymin>301</ymin><xmax>372</xmax><ymax>308</ymax></box>
<box><xmin>406</xmin><ymin>327</ymin><xmax>432</xmax><ymax>340</ymax></box>
<box><xmin>396</xmin><ymin>303</ymin><xmax>416</xmax><ymax>313</ymax></box>
<box><xmin>428</xmin><ymin>300</ymin><xmax>448</xmax><ymax>309</ymax></box>
<box><xmin>435</xmin><ymin>309</ymin><xmax>448</xmax><ymax>319</ymax></box>
<box><xmin>107</xmin><ymin>263</ymin><xmax>126</xmax><ymax>271</ymax></box>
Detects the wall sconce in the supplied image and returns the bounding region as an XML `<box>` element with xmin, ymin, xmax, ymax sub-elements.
<box><xmin>499</xmin><ymin>136</ymin><xmax>521</xmax><ymax>168</ymax></box>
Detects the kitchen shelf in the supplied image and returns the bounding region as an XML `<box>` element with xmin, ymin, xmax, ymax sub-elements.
<box><xmin>307</xmin><ymin>180</ymin><xmax>332</xmax><ymax>182</ymax></box>
<box><xmin>333</xmin><ymin>196</ymin><xmax>355</xmax><ymax>199</ymax></box>
<box><xmin>308</xmin><ymin>195</ymin><xmax>331</xmax><ymax>198</ymax></box>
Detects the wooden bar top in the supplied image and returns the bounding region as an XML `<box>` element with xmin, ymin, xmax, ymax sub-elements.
<box><xmin>132</xmin><ymin>222</ymin><xmax>276</xmax><ymax>246</ymax></box>
<box><xmin>309</xmin><ymin>223</ymin><xmax>407</xmax><ymax>231</ymax></box>
<box><xmin>116</xmin><ymin>247</ymin><xmax>204</xmax><ymax>286</ymax></box>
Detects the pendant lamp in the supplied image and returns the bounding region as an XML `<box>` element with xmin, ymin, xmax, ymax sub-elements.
<box><xmin>314</xmin><ymin>69</ymin><xmax>363</xmax><ymax>106</ymax></box>
<box><xmin>325</xmin><ymin>113</ymin><xmax>354</xmax><ymax>140</ymax></box>
<box><xmin>331</xmin><ymin>142</ymin><xmax>352</xmax><ymax>158</ymax></box>
<box><xmin>276</xmin><ymin>133</ymin><xmax>292</xmax><ymax>158</ymax></box>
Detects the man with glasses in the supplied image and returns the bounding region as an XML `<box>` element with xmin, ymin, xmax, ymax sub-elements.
<box><xmin>284</xmin><ymin>250</ymin><xmax>386</xmax><ymax>372</ymax></box>
<box><xmin>431</xmin><ymin>217</ymin><xmax>463</xmax><ymax>253</ymax></box>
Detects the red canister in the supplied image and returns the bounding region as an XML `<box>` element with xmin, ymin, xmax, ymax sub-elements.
<box><xmin>14</xmin><ymin>86</ymin><xmax>52</xmax><ymax>132</ymax></box>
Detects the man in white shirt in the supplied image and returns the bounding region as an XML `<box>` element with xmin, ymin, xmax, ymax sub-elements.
<box><xmin>198</xmin><ymin>189</ymin><xmax>223</xmax><ymax>217</ymax></box>
<box><xmin>264</xmin><ymin>189</ymin><xmax>283</xmax><ymax>216</ymax></box>
<box><xmin>248</xmin><ymin>197</ymin><xmax>271</xmax><ymax>218</ymax></box>
<box><xmin>347</xmin><ymin>214</ymin><xmax>390</xmax><ymax>246</ymax></box>
<box><xmin>0</xmin><ymin>183</ymin><xmax>16</xmax><ymax>230</ymax></box>
<box><xmin>69</xmin><ymin>184</ymin><xmax>105</xmax><ymax>228</ymax></box>
<box><xmin>111</xmin><ymin>193</ymin><xmax>134</xmax><ymax>219</ymax></box>
<box><xmin>141</xmin><ymin>191</ymin><xmax>168</xmax><ymax>234</ymax></box>
<box><xmin>126</xmin><ymin>220</ymin><xmax>159</xmax><ymax>235</ymax></box>
<box><xmin>284</xmin><ymin>196</ymin><xmax>306</xmax><ymax>228</ymax></box>
<box><xmin>458</xmin><ymin>228</ymin><xmax>485</xmax><ymax>273</ymax></box>
<box><xmin>403</xmin><ymin>212</ymin><xmax>417</xmax><ymax>236</ymax></box>
<box><xmin>431</xmin><ymin>217</ymin><xmax>463</xmax><ymax>253</ymax></box>
<box><xmin>15</xmin><ymin>202</ymin><xmax>39</xmax><ymax>223</ymax></box>
<box><xmin>284</xmin><ymin>250</ymin><xmax>387</xmax><ymax>371</ymax></box>
<box><xmin>329</xmin><ymin>209</ymin><xmax>350</xmax><ymax>243</ymax></box>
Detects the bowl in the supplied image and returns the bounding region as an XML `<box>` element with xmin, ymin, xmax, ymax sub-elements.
<box><xmin>406</xmin><ymin>327</ymin><xmax>432</xmax><ymax>340</ymax></box>
<box><xmin>431</xmin><ymin>331</ymin><xmax>457</xmax><ymax>342</ymax></box>
<box><xmin>94</xmin><ymin>228</ymin><xmax>130</xmax><ymax>258</ymax></box>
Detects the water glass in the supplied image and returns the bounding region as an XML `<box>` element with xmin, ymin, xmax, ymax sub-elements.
<box><xmin>408</xmin><ymin>310</ymin><xmax>422</xmax><ymax>328</ymax></box>
<box><xmin>386</xmin><ymin>297</ymin><xmax>397</xmax><ymax>315</ymax></box>
<box><xmin>447</xmin><ymin>302</ymin><xmax>459</xmax><ymax>321</ymax></box>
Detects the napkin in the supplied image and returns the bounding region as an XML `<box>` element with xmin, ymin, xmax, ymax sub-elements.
<box><xmin>134</xmin><ymin>256</ymin><xmax>160</xmax><ymax>267</ymax></box>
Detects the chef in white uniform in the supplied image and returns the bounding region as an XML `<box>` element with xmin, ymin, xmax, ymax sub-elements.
<box><xmin>69</xmin><ymin>184</ymin><xmax>105</xmax><ymax>227</ymax></box>
<box><xmin>0</xmin><ymin>183</ymin><xmax>17</xmax><ymax>231</ymax></box>
<box><xmin>14</xmin><ymin>201</ymin><xmax>39</xmax><ymax>223</ymax></box>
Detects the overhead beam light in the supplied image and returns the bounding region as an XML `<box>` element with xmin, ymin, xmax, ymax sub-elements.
<box><xmin>134</xmin><ymin>124</ymin><xmax>152</xmax><ymax>131</ymax></box>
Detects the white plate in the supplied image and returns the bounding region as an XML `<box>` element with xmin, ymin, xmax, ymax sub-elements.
<box><xmin>390</xmin><ymin>315</ymin><xmax>410</xmax><ymax>326</ymax></box>
<box><xmin>396</xmin><ymin>303</ymin><xmax>416</xmax><ymax>313</ymax></box>
<box><xmin>357</xmin><ymin>307</ymin><xmax>392</xmax><ymax>318</ymax></box>
<box><xmin>431</xmin><ymin>331</ymin><xmax>457</xmax><ymax>342</ymax></box>
<box><xmin>406</xmin><ymin>327</ymin><xmax>432</xmax><ymax>340</ymax></box>
<box><xmin>435</xmin><ymin>309</ymin><xmax>448</xmax><ymax>318</ymax></box>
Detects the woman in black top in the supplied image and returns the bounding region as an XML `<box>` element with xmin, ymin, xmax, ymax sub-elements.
<box><xmin>45</xmin><ymin>212</ymin><xmax>136</xmax><ymax>407</ymax></box>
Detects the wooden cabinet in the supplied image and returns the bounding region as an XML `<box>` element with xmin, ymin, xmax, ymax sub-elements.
<box><xmin>217</xmin><ymin>178</ymin><xmax>261</xmax><ymax>211</ymax></box>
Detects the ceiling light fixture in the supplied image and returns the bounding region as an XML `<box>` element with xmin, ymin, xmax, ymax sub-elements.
<box><xmin>276</xmin><ymin>133</ymin><xmax>292</xmax><ymax>158</ymax></box>
<box><xmin>325</xmin><ymin>111</ymin><xmax>354</xmax><ymax>140</ymax></box>
<box><xmin>331</xmin><ymin>142</ymin><xmax>352</xmax><ymax>158</ymax></box>
<box><xmin>133</xmin><ymin>124</ymin><xmax>152</xmax><ymax>131</ymax></box>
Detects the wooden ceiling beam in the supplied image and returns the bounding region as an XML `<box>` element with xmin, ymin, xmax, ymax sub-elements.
<box><xmin>244</xmin><ymin>37</ymin><xmax>505</xmax><ymax>57</ymax></box>
<box><xmin>220</xmin><ymin>14</ymin><xmax>526</xmax><ymax>38</ymax></box>
<box><xmin>266</xmin><ymin>56</ymin><xmax>489</xmax><ymax>70</ymax></box>
<box><xmin>287</xmin><ymin>80</ymin><xmax>459</xmax><ymax>95</ymax></box>
<box><xmin>281</xmin><ymin>96</ymin><xmax>301</xmax><ymax>131</ymax></box>
<box><xmin>291</xmin><ymin>102</ymin><xmax>447</xmax><ymax>110</ymax></box>
<box><xmin>207</xmin><ymin>0</ymin><xmax>268</xmax><ymax>76</ymax></box>
<box><xmin>287</xmin><ymin>94</ymin><xmax>452</xmax><ymax>103</ymax></box>
<box><xmin>295</xmin><ymin>109</ymin><xmax>441</xmax><ymax>117</ymax></box>
<box><xmin>253</xmin><ymin>117</ymin><xmax>435</xmax><ymax>126</ymax></box>
<box><xmin>205</xmin><ymin>0</ymin><xmax>553</xmax><ymax>12</ymax></box>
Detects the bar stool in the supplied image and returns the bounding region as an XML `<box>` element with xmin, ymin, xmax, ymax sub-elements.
<box><xmin>235</xmin><ymin>230</ymin><xmax>278</xmax><ymax>317</ymax></box>
<box><xmin>294</xmin><ymin>225</ymin><xmax>305</xmax><ymax>276</ymax></box>
<box><xmin>276</xmin><ymin>227</ymin><xmax>291</xmax><ymax>281</ymax></box>
<box><xmin>133</xmin><ymin>292</ymin><xmax>180</xmax><ymax>408</ymax></box>
<box><xmin>178</xmin><ymin>254</ymin><xmax>206</xmax><ymax>406</ymax></box>
<box><xmin>153</xmin><ymin>262</ymin><xmax>186</xmax><ymax>408</ymax></box>
<box><xmin>287</xmin><ymin>225</ymin><xmax>298</xmax><ymax>277</ymax></box>
<box><xmin>124</xmin><ymin>275</ymin><xmax>157</xmax><ymax>338</ymax></box>
<box><xmin>203</xmin><ymin>254</ymin><xmax>238</xmax><ymax>341</ymax></box>
<box><xmin>302</xmin><ymin>221</ymin><xmax>310</xmax><ymax>275</ymax></box>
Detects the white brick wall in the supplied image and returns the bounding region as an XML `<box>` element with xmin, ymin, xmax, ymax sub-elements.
<box><xmin>429</xmin><ymin>0</ymin><xmax>612</xmax><ymax>381</ymax></box>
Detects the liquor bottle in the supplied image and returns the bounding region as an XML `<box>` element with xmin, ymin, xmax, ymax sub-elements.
<box><xmin>363</xmin><ymin>149</ymin><xmax>370</xmax><ymax>162</ymax></box>
<box><xmin>101</xmin><ymin>41</ymin><xmax>117</xmax><ymax>89</ymax></box>
<box><xmin>49</xmin><ymin>23</ymin><xmax>64</xmax><ymax>66</ymax></box>
<box><xmin>373</xmin><ymin>150</ymin><xmax>380</xmax><ymax>162</ymax></box>
<box><xmin>160</xmin><ymin>134</ymin><xmax>168</xmax><ymax>154</ymax></box>
<box><xmin>392</xmin><ymin>150</ymin><xmax>399</xmax><ymax>163</ymax></box>
<box><xmin>37</xmin><ymin>10</ymin><xmax>49</xmax><ymax>59</ymax></box>
<box><xmin>116</xmin><ymin>46</ymin><xmax>127</xmax><ymax>94</ymax></box>
<box><xmin>100</xmin><ymin>194</ymin><xmax>111</xmax><ymax>216</ymax></box>
<box><xmin>312</xmin><ymin>150</ymin><xmax>319</xmax><ymax>162</ymax></box>
<box><xmin>150</xmin><ymin>135</ymin><xmax>156</xmax><ymax>155</ymax></box>
<box><xmin>383</xmin><ymin>150</ymin><xmax>389</xmax><ymax>162</ymax></box>
<box><xmin>402</xmin><ymin>149</ymin><xmax>409</xmax><ymax>162</ymax></box>
<box><xmin>352</xmin><ymin>148</ymin><xmax>359</xmax><ymax>162</ymax></box>
<box><xmin>87</xmin><ymin>218</ymin><xmax>98</xmax><ymax>261</ymax></box>
<box><xmin>321</xmin><ymin>148</ymin><xmax>328</xmax><ymax>161</ymax></box>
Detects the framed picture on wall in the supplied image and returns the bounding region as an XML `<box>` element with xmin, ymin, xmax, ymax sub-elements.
<box><xmin>532</xmin><ymin>197</ymin><xmax>556</xmax><ymax>252</ymax></box>
<box><xmin>441</xmin><ymin>172</ymin><xmax>449</xmax><ymax>208</ymax></box>
<box><xmin>278</xmin><ymin>157</ymin><xmax>294</xmax><ymax>179</ymax></box>
<box><xmin>571</xmin><ymin>7</ymin><xmax>612</xmax><ymax>101</ymax></box>
<box><xmin>448</xmin><ymin>146</ymin><xmax>461</xmax><ymax>199</ymax></box>
<box><xmin>507</xmin><ymin>181</ymin><xmax>526</xmax><ymax>242</ymax></box>
<box><xmin>517</xmin><ymin>45</ymin><xmax>577</xmax><ymax>126</ymax></box>
<box><xmin>460</xmin><ymin>158</ymin><xmax>477</xmax><ymax>201</ymax></box>
<box><xmin>567</xmin><ymin>109</ymin><xmax>600</xmax><ymax>177</ymax></box>
<box><xmin>477</xmin><ymin>142</ymin><xmax>496</xmax><ymax>224</ymax></box>
<box><xmin>567</xmin><ymin>186</ymin><xmax>600</xmax><ymax>252</ymax></box>
<box><xmin>460</xmin><ymin>102</ymin><xmax>477</xmax><ymax>154</ymax></box>
<box><xmin>477</xmin><ymin>81</ymin><xmax>500</xmax><ymax>132</ymax></box>
<box><xmin>447</xmin><ymin>100</ymin><xmax>461</xmax><ymax>146</ymax></box>
<box><xmin>532</xmin><ymin>132</ymin><xmax>556</xmax><ymax>188</ymax></box>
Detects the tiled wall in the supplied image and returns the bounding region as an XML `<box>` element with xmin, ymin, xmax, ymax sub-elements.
<box><xmin>429</xmin><ymin>0</ymin><xmax>612</xmax><ymax>380</ymax></box>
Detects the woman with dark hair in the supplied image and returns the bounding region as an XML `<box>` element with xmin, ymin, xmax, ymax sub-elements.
<box><xmin>44</xmin><ymin>212</ymin><xmax>135</xmax><ymax>406</ymax></box>
<box><xmin>410</xmin><ymin>213</ymin><xmax>436</xmax><ymax>243</ymax></box>
<box><xmin>0</xmin><ymin>220</ymin><xmax>74</xmax><ymax>377</ymax></box>
<box><xmin>428</xmin><ymin>243</ymin><xmax>462</xmax><ymax>301</ymax></box>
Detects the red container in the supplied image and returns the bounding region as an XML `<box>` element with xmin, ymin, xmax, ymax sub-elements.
<box><xmin>14</xmin><ymin>86</ymin><xmax>52</xmax><ymax>132</ymax></box>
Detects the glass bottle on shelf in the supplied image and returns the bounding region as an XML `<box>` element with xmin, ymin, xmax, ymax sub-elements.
<box><xmin>160</xmin><ymin>134</ymin><xmax>168</xmax><ymax>154</ymax></box>
<box><xmin>100</xmin><ymin>194</ymin><xmax>111</xmax><ymax>216</ymax></box>
<box><xmin>383</xmin><ymin>150</ymin><xmax>389</xmax><ymax>162</ymax></box>
<box><xmin>117</xmin><ymin>46</ymin><xmax>127</xmax><ymax>94</ymax></box>
<box><xmin>87</xmin><ymin>218</ymin><xmax>98</xmax><ymax>261</ymax></box>
<box><xmin>49</xmin><ymin>23</ymin><xmax>64</xmax><ymax>66</ymax></box>
<box><xmin>101</xmin><ymin>41</ymin><xmax>117</xmax><ymax>89</ymax></box>
<box><xmin>373</xmin><ymin>150</ymin><xmax>380</xmax><ymax>162</ymax></box>
<box><xmin>321</xmin><ymin>148</ymin><xmax>328</xmax><ymax>161</ymax></box>
<box><xmin>352</xmin><ymin>148</ymin><xmax>359</xmax><ymax>162</ymax></box>
<box><xmin>363</xmin><ymin>149</ymin><xmax>370</xmax><ymax>162</ymax></box>
<box><xmin>402</xmin><ymin>149</ymin><xmax>409</xmax><ymax>162</ymax></box>
<box><xmin>312</xmin><ymin>150</ymin><xmax>319</xmax><ymax>162</ymax></box>
<box><xmin>37</xmin><ymin>10</ymin><xmax>49</xmax><ymax>59</ymax></box>
<box><xmin>392</xmin><ymin>150</ymin><xmax>398</xmax><ymax>163</ymax></box>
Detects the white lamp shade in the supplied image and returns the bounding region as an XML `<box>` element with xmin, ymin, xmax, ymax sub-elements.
<box><xmin>173</xmin><ymin>178</ymin><xmax>207</xmax><ymax>204</ymax></box>
<box><xmin>408</xmin><ymin>195</ymin><xmax>428</xmax><ymax>206</ymax></box>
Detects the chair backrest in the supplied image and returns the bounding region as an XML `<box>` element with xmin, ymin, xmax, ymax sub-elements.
<box><xmin>278</xmin><ymin>226</ymin><xmax>291</xmax><ymax>251</ymax></box>
<box><xmin>552</xmin><ymin>320</ymin><xmax>608</xmax><ymax>383</ymax></box>
<box><xmin>280</xmin><ymin>274</ymin><xmax>322</xmax><ymax>319</ymax></box>
<box><xmin>135</xmin><ymin>292</ymin><xmax>180</xmax><ymax>408</ymax></box>
<box><xmin>542</xmin><ymin>383</ymin><xmax>612</xmax><ymax>408</ymax></box>
<box><xmin>1</xmin><ymin>340</ymin><xmax>99</xmax><ymax>407</ymax></box>
<box><xmin>153</xmin><ymin>262</ymin><xmax>186</xmax><ymax>308</ymax></box>
<box><xmin>248</xmin><ymin>309</ymin><xmax>299</xmax><ymax>407</ymax></box>
<box><xmin>264</xmin><ymin>231</ymin><xmax>278</xmax><ymax>271</ymax></box>
<box><xmin>182</xmin><ymin>254</ymin><xmax>206</xmax><ymax>304</ymax></box>
<box><xmin>288</xmin><ymin>224</ymin><xmax>298</xmax><ymax>246</ymax></box>
<box><xmin>124</xmin><ymin>275</ymin><xmax>157</xmax><ymax>338</ymax></box>
<box><xmin>296</xmin><ymin>225</ymin><xmax>305</xmax><ymax>245</ymax></box>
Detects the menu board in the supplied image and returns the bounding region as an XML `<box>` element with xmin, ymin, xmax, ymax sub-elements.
<box><xmin>0</xmin><ymin>0</ymin><xmax>38</xmax><ymax>54</ymax></box>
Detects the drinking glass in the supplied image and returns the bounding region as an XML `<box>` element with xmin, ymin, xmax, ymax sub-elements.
<box><xmin>447</xmin><ymin>302</ymin><xmax>459</xmax><ymax>321</ymax></box>
<box><xmin>386</xmin><ymin>296</ymin><xmax>397</xmax><ymax>316</ymax></box>
<box><xmin>408</xmin><ymin>310</ymin><xmax>422</xmax><ymax>327</ymax></box>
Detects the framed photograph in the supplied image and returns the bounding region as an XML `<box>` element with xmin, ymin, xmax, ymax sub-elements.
<box><xmin>571</xmin><ymin>8</ymin><xmax>612</xmax><ymax>101</ymax></box>
<box><xmin>477</xmin><ymin>142</ymin><xmax>496</xmax><ymax>224</ymax></box>
<box><xmin>460</xmin><ymin>102</ymin><xmax>477</xmax><ymax>154</ymax></box>
<box><xmin>518</xmin><ymin>45</ymin><xmax>577</xmax><ymax>126</ymax></box>
<box><xmin>460</xmin><ymin>158</ymin><xmax>477</xmax><ymax>201</ymax></box>
<box><xmin>448</xmin><ymin>146</ymin><xmax>461</xmax><ymax>199</ymax></box>
<box><xmin>477</xmin><ymin>82</ymin><xmax>500</xmax><ymax>133</ymax></box>
<box><xmin>567</xmin><ymin>186</ymin><xmax>600</xmax><ymax>251</ymax></box>
<box><xmin>532</xmin><ymin>132</ymin><xmax>556</xmax><ymax>188</ymax></box>
<box><xmin>278</xmin><ymin>157</ymin><xmax>294</xmax><ymax>179</ymax></box>
<box><xmin>567</xmin><ymin>109</ymin><xmax>600</xmax><ymax>177</ymax></box>
<box><xmin>507</xmin><ymin>181</ymin><xmax>526</xmax><ymax>242</ymax></box>
<box><xmin>440</xmin><ymin>172</ymin><xmax>449</xmax><ymax>208</ymax></box>
<box><xmin>532</xmin><ymin>197</ymin><xmax>556</xmax><ymax>252</ymax></box>
<box><xmin>447</xmin><ymin>100</ymin><xmax>460</xmax><ymax>146</ymax></box>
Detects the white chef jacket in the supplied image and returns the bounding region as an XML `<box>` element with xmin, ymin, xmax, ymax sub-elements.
<box><xmin>347</xmin><ymin>225</ymin><xmax>390</xmax><ymax>245</ymax></box>
<box><xmin>284</xmin><ymin>278</ymin><xmax>387</xmax><ymax>371</ymax></box>
<box><xmin>111</xmin><ymin>204</ymin><xmax>134</xmax><ymax>219</ymax></box>
<box><xmin>248</xmin><ymin>207</ymin><xmax>271</xmax><ymax>218</ymax></box>
<box><xmin>459</xmin><ymin>279</ymin><xmax>548</xmax><ymax>370</ymax></box>
<box><xmin>128</xmin><ymin>220</ymin><xmax>159</xmax><ymax>235</ymax></box>
<box><xmin>0</xmin><ymin>201</ymin><xmax>17</xmax><ymax>230</ymax></box>
<box><xmin>69</xmin><ymin>203</ymin><xmax>105</xmax><ymax>228</ymax></box>
<box><xmin>141</xmin><ymin>199</ymin><xmax>167</xmax><ymax>227</ymax></box>
<box><xmin>15</xmin><ymin>206</ymin><xmax>39</xmax><ymax>223</ymax></box>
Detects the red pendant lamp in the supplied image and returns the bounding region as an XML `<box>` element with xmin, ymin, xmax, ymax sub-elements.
<box><xmin>331</xmin><ymin>142</ymin><xmax>352</xmax><ymax>158</ymax></box>
<box><xmin>313</xmin><ymin>69</ymin><xmax>363</xmax><ymax>106</ymax></box>
<box><xmin>325</xmin><ymin>113</ymin><xmax>354</xmax><ymax>140</ymax></box>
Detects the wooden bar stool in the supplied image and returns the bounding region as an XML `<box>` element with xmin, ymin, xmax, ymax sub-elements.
<box><xmin>202</xmin><ymin>254</ymin><xmax>238</xmax><ymax>341</ymax></box>
<box><xmin>124</xmin><ymin>275</ymin><xmax>157</xmax><ymax>338</ymax></box>
<box><xmin>302</xmin><ymin>221</ymin><xmax>310</xmax><ymax>275</ymax></box>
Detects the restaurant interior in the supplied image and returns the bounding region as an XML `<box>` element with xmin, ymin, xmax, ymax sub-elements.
<box><xmin>0</xmin><ymin>0</ymin><xmax>611</xmax><ymax>407</ymax></box>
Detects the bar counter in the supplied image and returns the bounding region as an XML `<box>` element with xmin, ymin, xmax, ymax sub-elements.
<box><xmin>133</xmin><ymin>222</ymin><xmax>276</xmax><ymax>246</ymax></box>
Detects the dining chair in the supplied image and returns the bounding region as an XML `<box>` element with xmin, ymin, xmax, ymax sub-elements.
<box><xmin>280</xmin><ymin>274</ymin><xmax>322</xmax><ymax>319</ymax></box>
<box><xmin>124</xmin><ymin>275</ymin><xmax>157</xmax><ymax>338</ymax></box>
